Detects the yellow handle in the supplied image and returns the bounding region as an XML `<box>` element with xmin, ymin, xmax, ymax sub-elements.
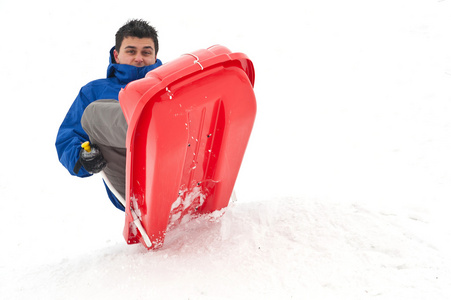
<box><xmin>81</xmin><ymin>141</ymin><xmax>91</xmax><ymax>152</ymax></box>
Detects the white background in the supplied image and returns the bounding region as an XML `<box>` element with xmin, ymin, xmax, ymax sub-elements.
<box><xmin>1</xmin><ymin>0</ymin><xmax>451</xmax><ymax>298</ymax></box>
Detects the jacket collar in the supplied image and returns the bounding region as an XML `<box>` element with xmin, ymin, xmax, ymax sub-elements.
<box><xmin>106</xmin><ymin>47</ymin><xmax>162</xmax><ymax>84</ymax></box>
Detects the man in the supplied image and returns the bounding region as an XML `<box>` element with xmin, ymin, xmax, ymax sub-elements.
<box><xmin>55</xmin><ymin>19</ymin><xmax>162</xmax><ymax>211</ymax></box>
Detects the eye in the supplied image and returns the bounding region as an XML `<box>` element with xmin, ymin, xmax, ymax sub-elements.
<box><xmin>126</xmin><ymin>50</ymin><xmax>136</xmax><ymax>55</ymax></box>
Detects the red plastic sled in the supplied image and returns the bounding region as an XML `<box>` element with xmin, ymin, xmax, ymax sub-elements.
<box><xmin>119</xmin><ymin>45</ymin><xmax>256</xmax><ymax>249</ymax></box>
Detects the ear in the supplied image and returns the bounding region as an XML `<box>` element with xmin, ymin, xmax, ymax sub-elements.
<box><xmin>113</xmin><ymin>49</ymin><xmax>120</xmax><ymax>64</ymax></box>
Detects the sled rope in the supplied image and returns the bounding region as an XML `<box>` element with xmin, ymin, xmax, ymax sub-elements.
<box><xmin>81</xmin><ymin>142</ymin><xmax>152</xmax><ymax>248</ymax></box>
<box><xmin>185</xmin><ymin>53</ymin><xmax>204</xmax><ymax>70</ymax></box>
<box><xmin>100</xmin><ymin>170</ymin><xmax>152</xmax><ymax>248</ymax></box>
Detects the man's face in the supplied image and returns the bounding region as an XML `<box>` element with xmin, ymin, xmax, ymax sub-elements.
<box><xmin>114</xmin><ymin>36</ymin><xmax>156</xmax><ymax>67</ymax></box>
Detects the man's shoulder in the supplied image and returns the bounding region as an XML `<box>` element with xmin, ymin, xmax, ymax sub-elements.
<box><xmin>79</xmin><ymin>77</ymin><xmax>121</xmax><ymax>101</ymax></box>
<box><xmin>82</xmin><ymin>77</ymin><xmax>112</xmax><ymax>89</ymax></box>
<box><xmin>80</xmin><ymin>77</ymin><xmax>117</xmax><ymax>93</ymax></box>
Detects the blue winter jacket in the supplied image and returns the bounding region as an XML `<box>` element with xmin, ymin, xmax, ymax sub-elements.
<box><xmin>55</xmin><ymin>47</ymin><xmax>162</xmax><ymax>211</ymax></box>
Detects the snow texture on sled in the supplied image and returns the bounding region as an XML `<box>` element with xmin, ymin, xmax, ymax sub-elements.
<box><xmin>119</xmin><ymin>45</ymin><xmax>256</xmax><ymax>249</ymax></box>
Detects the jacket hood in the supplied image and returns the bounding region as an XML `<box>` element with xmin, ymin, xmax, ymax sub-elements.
<box><xmin>106</xmin><ymin>47</ymin><xmax>162</xmax><ymax>84</ymax></box>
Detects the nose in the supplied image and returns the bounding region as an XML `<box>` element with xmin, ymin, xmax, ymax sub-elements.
<box><xmin>135</xmin><ymin>54</ymin><xmax>144</xmax><ymax>64</ymax></box>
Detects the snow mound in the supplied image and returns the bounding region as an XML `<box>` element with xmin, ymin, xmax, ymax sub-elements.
<box><xmin>4</xmin><ymin>197</ymin><xmax>450</xmax><ymax>299</ymax></box>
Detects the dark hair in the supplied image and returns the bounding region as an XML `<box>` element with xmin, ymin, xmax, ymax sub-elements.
<box><xmin>115</xmin><ymin>19</ymin><xmax>159</xmax><ymax>55</ymax></box>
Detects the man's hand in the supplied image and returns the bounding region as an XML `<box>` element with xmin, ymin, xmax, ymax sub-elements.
<box><xmin>73</xmin><ymin>143</ymin><xmax>107</xmax><ymax>174</ymax></box>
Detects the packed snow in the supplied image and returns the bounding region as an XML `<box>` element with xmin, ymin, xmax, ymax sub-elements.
<box><xmin>1</xmin><ymin>0</ymin><xmax>451</xmax><ymax>299</ymax></box>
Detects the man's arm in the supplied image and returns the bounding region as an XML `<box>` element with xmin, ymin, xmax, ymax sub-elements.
<box><xmin>55</xmin><ymin>88</ymin><xmax>93</xmax><ymax>177</ymax></box>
